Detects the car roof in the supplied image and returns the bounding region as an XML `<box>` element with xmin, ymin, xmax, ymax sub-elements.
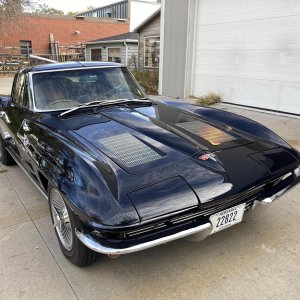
<box><xmin>23</xmin><ymin>61</ymin><xmax>122</xmax><ymax>73</ymax></box>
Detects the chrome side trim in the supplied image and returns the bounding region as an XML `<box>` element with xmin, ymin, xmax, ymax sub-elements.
<box><xmin>75</xmin><ymin>223</ymin><xmax>213</xmax><ymax>255</ymax></box>
<box><xmin>6</xmin><ymin>148</ymin><xmax>48</xmax><ymax>199</ymax></box>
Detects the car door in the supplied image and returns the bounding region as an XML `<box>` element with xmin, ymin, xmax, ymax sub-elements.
<box><xmin>4</xmin><ymin>72</ymin><xmax>34</xmax><ymax>173</ymax></box>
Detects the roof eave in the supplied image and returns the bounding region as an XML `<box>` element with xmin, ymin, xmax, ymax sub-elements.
<box><xmin>86</xmin><ymin>39</ymin><xmax>138</xmax><ymax>45</ymax></box>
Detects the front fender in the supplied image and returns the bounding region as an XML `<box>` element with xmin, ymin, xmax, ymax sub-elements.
<box><xmin>27</xmin><ymin>122</ymin><xmax>140</xmax><ymax>227</ymax></box>
<box><xmin>161</xmin><ymin>101</ymin><xmax>300</xmax><ymax>161</ymax></box>
<box><xmin>0</xmin><ymin>96</ymin><xmax>11</xmax><ymax>108</ymax></box>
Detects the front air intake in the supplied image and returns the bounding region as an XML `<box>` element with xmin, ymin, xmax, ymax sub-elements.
<box><xmin>176</xmin><ymin>120</ymin><xmax>236</xmax><ymax>146</ymax></box>
<box><xmin>99</xmin><ymin>133</ymin><xmax>162</xmax><ymax>167</ymax></box>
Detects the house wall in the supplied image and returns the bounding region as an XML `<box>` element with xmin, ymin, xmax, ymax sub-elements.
<box><xmin>77</xmin><ymin>0</ymin><xmax>160</xmax><ymax>31</ymax></box>
<box><xmin>137</xmin><ymin>13</ymin><xmax>160</xmax><ymax>70</ymax></box>
<box><xmin>85</xmin><ymin>42</ymin><xmax>138</xmax><ymax>69</ymax></box>
<box><xmin>78</xmin><ymin>0</ymin><xmax>128</xmax><ymax>19</ymax></box>
<box><xmin>122</xmin><ymin>43</ymin><xmax>139</xmax><ymax>69</ymax></box>
<box><xmin>0</xmin><ymin>14</ymin><xmax>129</xmax><ymax>55</ymax></box>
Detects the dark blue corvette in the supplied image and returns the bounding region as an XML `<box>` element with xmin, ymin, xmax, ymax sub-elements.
<box><xmin>0</xmin><ymin>62</ymin><xmax>299</xmax><ymax>266</ymax></box>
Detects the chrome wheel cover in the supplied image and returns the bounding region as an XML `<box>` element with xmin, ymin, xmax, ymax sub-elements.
<box><xmin>50</xmin><ymin>189</ymin><xmax>73</xmax><ymax>251</ymax></box>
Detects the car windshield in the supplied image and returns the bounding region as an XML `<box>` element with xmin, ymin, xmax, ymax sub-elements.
<box><xmin>32</xmin><ymin>67</ymin><xmax>148</xmax><ymax>110</ymax></box>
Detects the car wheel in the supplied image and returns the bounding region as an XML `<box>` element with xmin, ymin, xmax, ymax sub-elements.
<box><xmin>0</xmin><ymin>135</ymin><xmax>15</xmax><ymax>165</ymax></box>
<box><xmin>48</xmin><ymin>185</ymin><xmax>100</xmax><ymax>267</ymax></box>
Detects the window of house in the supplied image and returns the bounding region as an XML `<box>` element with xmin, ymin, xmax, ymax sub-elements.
<box><xmin>108</xmin><ymin>48</ymin><xmax>121</xmax><ymax>63</ymax></box>
<box><xmin>144</xmin><ymin>36</ymin><xmax>160</xmax><ymax>68</ymax></box>
<box><xmin>91</xmin><ymin>48</ymin><xmax>103</xmax><ymax>61</ymax></box>
<box><xmin>19</xmin><ymin>40</ymin><xmax>32</xmax><ymax>55</ymax></box>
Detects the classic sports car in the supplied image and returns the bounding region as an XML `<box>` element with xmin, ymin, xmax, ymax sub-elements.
<box><xmin>0</xmin><ymin>62</ymin><xmax>299</xmax><ymax>266</ymax></box>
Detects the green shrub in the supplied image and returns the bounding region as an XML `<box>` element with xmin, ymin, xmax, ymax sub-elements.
<box><xmin>132</xmin><ymin>69</ymin><xmax>159</xmax><ymax>95</ymax></box>
<box><xmin>192</xmin><ymin>92</ymin><xmax>222</xmax><ymax>106</ymax></box>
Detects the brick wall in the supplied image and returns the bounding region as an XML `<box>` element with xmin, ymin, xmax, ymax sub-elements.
<box><xmin>0</xmin><ymin>14</ymin><xmax>129</xmax><ymax>54</ymax></box>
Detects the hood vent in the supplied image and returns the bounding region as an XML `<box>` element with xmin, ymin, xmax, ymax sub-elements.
<box><xmin>99</xmin><ymin>133</ymin><xmax>162</xmax><ymax>167</ymax></box>
<box><xmin>176</xmin><ymin>120</ymin><xmax>236</xmax><ymax>146</ymax></box>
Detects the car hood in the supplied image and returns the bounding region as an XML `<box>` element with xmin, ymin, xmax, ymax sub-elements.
<box><xmin>53</xmin><ymin>102</ymin><xmax>298</xmax><ymax>223</ymax></box>
<box><xmin>61</xmin><ymin>103</ymin><xmax>252</xmax><ymax>172</ymax></box>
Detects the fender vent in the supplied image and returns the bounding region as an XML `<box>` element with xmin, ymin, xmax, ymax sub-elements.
<box><xmin>176</xmin><ymin>120</ymin><xmax>236</xmax><ymax>146</ymax></box>
<box><xmin>99</xmin><ymin>133</ymin><xmax>162</xmax><ymax>167</ymax></box>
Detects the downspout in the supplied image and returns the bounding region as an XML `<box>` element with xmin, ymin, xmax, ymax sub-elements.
<box><xmin>124</xmin><ymin>41</ymin><xmax>128</xmax><ymax>66</ymax></box>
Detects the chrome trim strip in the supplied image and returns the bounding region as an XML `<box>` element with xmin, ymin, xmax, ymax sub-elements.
<box><xmin>6</xmin><ymin>148</ymin><xmax>48</xmax><ymax>199</ymax></box>
<box><xmin>75</xmin><ymin>223</ymin><xmax>213</xmax><ymax>255</ymax></box>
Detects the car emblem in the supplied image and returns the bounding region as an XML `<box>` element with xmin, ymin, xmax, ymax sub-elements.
<box><xmin>199</xmin><ymin>153</ymin><xmax>217</xmax><ymax>161</ymax></box>
<box><xmin>199</xmin><ymin>154</ymin><xmax>210</xmax><ymax>161</ymax></box>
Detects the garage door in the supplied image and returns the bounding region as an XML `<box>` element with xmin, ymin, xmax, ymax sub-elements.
<box><xmin>191</xmin><ymin>0</ymin><xmax>300</xmax><ymax>114</ymax></box>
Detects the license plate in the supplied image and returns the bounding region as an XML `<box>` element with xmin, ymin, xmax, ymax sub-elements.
<box><xmin>209</xmin><ymin>203</ymin><xmax>246</xmax><ymax>234</ymax></box>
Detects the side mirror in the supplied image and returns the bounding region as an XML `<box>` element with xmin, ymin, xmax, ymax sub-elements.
<box><xmin>0</xmin><ymin>96</ymin><xmax>12</xmax><ymax>108</ymax></box>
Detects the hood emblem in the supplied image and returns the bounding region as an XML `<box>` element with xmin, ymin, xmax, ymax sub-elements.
<box><xmin>199</xmin><ymin>153</ymin><xmax>217</xmax><ymax>162</ymax></box>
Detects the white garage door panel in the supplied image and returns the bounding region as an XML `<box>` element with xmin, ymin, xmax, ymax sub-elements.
<box><xmin>197</xmin><ymin>0</ymin><xmax>300</xmax><ymax>25</ymax></box>
<box><xmin>192</xmin><ymin>0</ymin><xmax>300</xmax><ymax>114</ymax></box>
<box><xmin>193</xmin><ymin>75</ymin><xmax>300</xmax><ymax>114</ymax></box>
<box><xmin>194</xmin><ymin>50</ymin><xmax>300</xmax><ymax>82</ymax></box>
<box><xmin>195</xmin><ymin>16</ymin><xmax>300</xmax><ymax>51</ymax></box>
<box><xmin>279</xmin><ymin>83</ymin><xmax>300</xmax><ymax>113</ymax></box>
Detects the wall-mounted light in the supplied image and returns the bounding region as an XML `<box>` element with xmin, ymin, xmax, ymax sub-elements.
<box><xmin>75</xmin><ymin>31</ymin><xmax>80</xmax><ymax>35</ymax></box>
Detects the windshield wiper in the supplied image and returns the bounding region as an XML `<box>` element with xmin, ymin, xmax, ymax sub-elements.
<box><xmin>59</xmin><ymin>99</ymin><xmax>151</xmax><ymax>118</ymax></box>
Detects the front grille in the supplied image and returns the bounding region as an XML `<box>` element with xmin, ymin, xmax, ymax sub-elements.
<box><xmin>99</xmin><ymin>133</ymin><xmax>162</xmax><ymax>167</ymax></box>
<box><xmin>176</xmin><ymin>120</ymin><xmax>236</xmax><ymax>145</ymax></box>
<box><xmin>126</xmin><ymin>187</ymin><xmax>263</xmax><ymax>238</ymax></box>
<box><xmin>170</xmin><ymin>187</ymin><xmax>262</xmax><ymax>224</ymax></box>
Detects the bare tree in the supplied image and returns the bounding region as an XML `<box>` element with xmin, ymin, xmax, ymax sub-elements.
<box><xmin>0</xmin><ymin>0</ymin><xmax>34</xmax><ymax>34</ymax></box>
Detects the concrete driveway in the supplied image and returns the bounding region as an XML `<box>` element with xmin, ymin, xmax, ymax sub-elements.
<box><xmin>0</xmin><ymin>104</ymin><xmax>300</xmax><ymax>299</ymax></box>
<box><xmin>0</xmin><ymin>77</ymin><xmax>14</xmax><ymax>96</ymax></box>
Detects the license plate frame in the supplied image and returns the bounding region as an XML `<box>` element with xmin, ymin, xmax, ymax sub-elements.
<box><xmin>209</xmin><ymin>203</ymin><xmax>246</xmax><ymax>234</ymax></box>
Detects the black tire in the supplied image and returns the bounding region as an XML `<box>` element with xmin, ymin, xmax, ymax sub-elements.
<box><xmin>0</xmin><ymin>135</ymin><xmax>15</xmax><ymax>165</ymax></box>
<box><xmin>48</xmin><ymin>185</ymin><xmax>100</xmax><ymax>267</ymax></box>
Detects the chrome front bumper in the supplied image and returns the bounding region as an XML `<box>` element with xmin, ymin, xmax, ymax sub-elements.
<box><xmin>76</xmin><ymin>167</ymin><xmax>300</xmax><ymax>256</ymax></box>
<box><xmin>76</xmin><ymin>223</ymin><xmax>213</xmax><ymax>256</ymax></box>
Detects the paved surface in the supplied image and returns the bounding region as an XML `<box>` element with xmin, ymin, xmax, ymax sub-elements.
<box><xmin>0</xmin><ymin>80</ymin><xmax>300</xmax><ymax>299</ymax></box>
<box><xmin>0</xmin><ymin>78</ymin><xmax>14</xmax><ymax>96</ymax></box>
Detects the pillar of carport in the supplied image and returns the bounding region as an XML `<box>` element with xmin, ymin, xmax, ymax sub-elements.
<box><xmin>159</xmin><ymin>0</ymin><xmax>197</xmax><ymax>99</ymax></box>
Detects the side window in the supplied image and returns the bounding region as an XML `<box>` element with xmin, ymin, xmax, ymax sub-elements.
<box><xmin>11</xmin><ymin>74</ymin><xmax>19</xmax><ymax>100</ymax></box>
<box><xmin>11</xmin><ymin>73</ymin><xmax>28</xmax><ymax>107</ymax></box>
<box><xmin>21</xmin><ymin>76</ymin><xmax>29</xmax><ymax>108</ymax></box>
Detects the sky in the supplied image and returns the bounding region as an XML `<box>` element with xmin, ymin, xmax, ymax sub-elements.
<box><xmin>41</xmin><ymin>0</ymin><xmax>120</xmax><ymax>13</ymax></box>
